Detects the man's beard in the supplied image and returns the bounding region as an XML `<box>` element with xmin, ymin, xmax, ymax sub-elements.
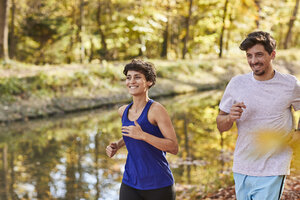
<box><xmin>254</xmin><ymin>69</ymin><xmax>265</xmax><ymax>76</ymax></box>
<box><xmin>251</xmin><ymin>63</ymin><xmax>265</xmax><ymax>76</ymax></box>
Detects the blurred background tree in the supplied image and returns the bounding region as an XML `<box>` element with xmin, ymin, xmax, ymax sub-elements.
<box><xmin>0</xmin><ymin>0</ymin><xmax>9</xmax><ymax>61</ymax></box>
<box><xmin>0</xmin><ymin>0</ymin><xmax>299</xmax><ymax>64</ymax></box>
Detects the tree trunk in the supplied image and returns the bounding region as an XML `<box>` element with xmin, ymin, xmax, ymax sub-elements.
<box><xmin>0</xmin><ymin>0</ymin><xmax>9</xmax><ymax>60</ymax></box>
<box><xmin>9</xmin><ymin>0</ymin><xmax>15</xmax><ymax>59</ymax></box>
<box><xmin>284</xmin><ymin>0</ymin><xmax>300</xmax><ymax>49</ymax></box>
<box><xmin>97</xmin><ymin>0</ymin><xmax>108</xmax><ymax>59</ymax></box>
<box><xmin>279</xmin><ymin>22</ymin><xmax>285</xmax><ymax>48</ymax></box>
<box><xmin>77</xmin><ymin>0</ymin><xmax>85</xmax><ymax>63</ymax></box>
<box><xmin>66</xmin><ymin>36</ymin><xmax>74</xmax><ymax>63</ymax></box>
<box><xmin>161</xmin><ymin>20</ymin><xmax>169</xmax><ymax>58</ymax></box>
<box><xmin>0</xmin><ymin>145</ymin><xmax>8</xmax><ymax>200</ymax></box>
<box><xmin>182</xmin><ymin>0</ymin><xmax>193</xmax><ymax>59</ymax></box>
<box><xmin>225</xmin><ymin>5</ymin><xmax>233</xmax><ymax>51</ymax></box>
<box><xmin>89</xmin><ymin>37</ymin><xmax>94</xmax><ymax>62</ymax></box>
<box><xmin>219</xmin><ymin>0</ymin><xmax>229</xmax><ymax>58</ymax></box>
<box><xmin>161</xmin><ymin>1</ymin><xmax>170</xmax><ymax>58</ymax></box>
<box><xmin>66</xmin><ymin>3</ymin><xmax>76</xmax><ymax>63</ymax></box>
<box><xmin>254</xmin><ymin>0</ymin><xmax>261</xmax><ymax>29</ymax></box>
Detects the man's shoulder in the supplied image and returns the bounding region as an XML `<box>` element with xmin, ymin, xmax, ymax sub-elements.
<box><xmin>230</xmin><ymin>72</ymin><xmax>252</xmax><ymax>83</ymax></box>
<box><xmin>275</xmin><ymin>70</ymin><xmax>298</xmax><ymax>83</ymax></box>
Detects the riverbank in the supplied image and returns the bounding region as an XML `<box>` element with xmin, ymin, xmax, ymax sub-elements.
<box><xmin>0</xmin><ymin>53</ymin><xmax>300</xmax><ymax>123</ymax></box>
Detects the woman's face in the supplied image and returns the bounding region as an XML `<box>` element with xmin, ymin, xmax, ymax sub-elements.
<box><xmin>125</xmin><ymin>70</ymin><xmax>152</xmax><ymax>96</ymax></box>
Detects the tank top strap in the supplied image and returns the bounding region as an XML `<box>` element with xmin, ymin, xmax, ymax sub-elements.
<box><xmin>122</xmin><ymin>102</ymin><xmax>133</xmax><ymax>122</ymax></box>
<box><xmin>140</xmin><ymin>99</ymin><xmax>154</xmax><ymax>119</ymax></box>
<box><xmin>122</xmin><ymin>100</ymin><xmax>154</xmax><ymax>122</ymax></box>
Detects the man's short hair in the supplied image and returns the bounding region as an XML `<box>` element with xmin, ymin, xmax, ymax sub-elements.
<box><xmin>239</xmin><ymin>31</ymin><xmax>276</xmax><ymax>54</ymax></box>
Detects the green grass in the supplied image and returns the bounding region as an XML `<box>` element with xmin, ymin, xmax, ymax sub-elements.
<box><xmin>0</xmin><ymin>49</ymin><xmax>299</xmax><ymax>102</ymax></box>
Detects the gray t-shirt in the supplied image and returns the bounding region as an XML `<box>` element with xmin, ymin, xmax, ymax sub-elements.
<box><xmin>219</xmin><ymin>70</ymin><xmax>300</xmax><ymax>176</ymax></box>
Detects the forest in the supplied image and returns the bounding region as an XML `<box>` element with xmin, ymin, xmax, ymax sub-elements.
<box><xmin>0</xmin><ymin>0</ymin><xmax>300</xmax><ymax>64</ymax></box>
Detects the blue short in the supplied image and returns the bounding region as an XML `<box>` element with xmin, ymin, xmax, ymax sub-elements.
<box><xmin>233</xmin><ymin>173</ymin><xmax>286</xmax><ymax>200</ymax></box>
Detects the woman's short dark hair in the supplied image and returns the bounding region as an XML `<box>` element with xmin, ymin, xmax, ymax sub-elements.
<box><xmin>239</xmin><ymin>31</ymin><xmax>276</xmax><ymax>55</ymax></box>
<box><xmin>123</xmin><ymin>59</ymin><xmax>156</xmax><ymax>88</ymax></box>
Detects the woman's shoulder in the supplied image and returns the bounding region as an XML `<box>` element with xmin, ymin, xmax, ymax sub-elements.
<box><xmin>150</xmin><ymin>101</ymin><xmax>164</xmax><ymax>110</ymax></box>
<box><xmin>149</xmin><ymin>101</ymin><xmax>168</xmax><ymax>116</ymax></box>
<box><xmin>148</xmin><ymin>101</ymin><xmax>166</xmax><ymax>125</ymax></box>
<box><xmin>118</xmin><ymin>104</ymin><xmax>129</xmax><ymax>117</ymax></box>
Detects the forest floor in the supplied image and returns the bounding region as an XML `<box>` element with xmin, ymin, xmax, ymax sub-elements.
<box><xmin>198</xmin><ymin>175</ymin><xmax>300</xmax><ymax>200</ymax></box>
<box><xmin>175</xmin><ymin>173</ymin><xmax>300</xmax><ymax>199</ymax></box>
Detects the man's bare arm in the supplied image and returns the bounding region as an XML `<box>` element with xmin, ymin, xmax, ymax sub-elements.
<box><xmin>216</xmin><ymin>102</ymin><xmax>246</xmax><ymax>132</ymax></box>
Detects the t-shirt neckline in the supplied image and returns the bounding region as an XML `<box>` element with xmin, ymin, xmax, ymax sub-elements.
<box><xmin>251</xmin><ymin>70</ymin><xmax>278</xmax><ymax>83</ymax></box>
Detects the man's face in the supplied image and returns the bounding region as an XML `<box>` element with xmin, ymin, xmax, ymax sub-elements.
<box><xmin>246</xmin><ymin>44</ymin><xmax>275</xmax><ymax>76</ymax></box>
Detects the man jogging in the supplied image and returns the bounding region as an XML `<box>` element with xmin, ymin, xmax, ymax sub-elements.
<box><xmin>216</xmin><ymin>31</ymin><xmax>300</xmax><ymax>200</ymax></box>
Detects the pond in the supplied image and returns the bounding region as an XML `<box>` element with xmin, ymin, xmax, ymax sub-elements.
<box><xmin>0</xmin><ymin>90</ymin><xmax>238</xmax><ymax>200</ymax></box>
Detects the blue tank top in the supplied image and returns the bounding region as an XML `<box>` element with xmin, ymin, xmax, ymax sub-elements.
<box><xmin>121</xmin><ymin>99</ymin><xmax>174</xmax><ymax>190</ymax></box>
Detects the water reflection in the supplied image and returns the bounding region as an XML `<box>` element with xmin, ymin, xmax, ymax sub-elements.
<box><xmin>0</xmin><ymin>90</ymin><xmax>237</xmax><ymax>200</ymax></box>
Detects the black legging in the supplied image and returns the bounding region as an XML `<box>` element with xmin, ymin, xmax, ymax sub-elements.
<box><xmin>119</xmin><ymin>182</ymin><xmax>176</xmax><ymax>200</ymax></box>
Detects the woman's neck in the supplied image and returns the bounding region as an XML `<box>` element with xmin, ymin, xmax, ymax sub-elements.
<box><xmin>131</xmin><ymin>95</ymin><xmax>150</xmax><ymax>113</ymax></box>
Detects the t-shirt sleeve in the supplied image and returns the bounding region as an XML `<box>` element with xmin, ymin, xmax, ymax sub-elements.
<box><xmin>219</xmin><ymin>80</ymin><xmax>235</xmax><ymax>113</ymax></box>
<box><xmin>291</xmin><ymin>79</ymin><xmax>300</xmax><ymax>111</ymax></box>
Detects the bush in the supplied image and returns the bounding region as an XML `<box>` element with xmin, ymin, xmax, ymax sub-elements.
<box><xmin>0</xmin><ymin>77</ymin><xmax>26</xmax><ymax>96</ymax></box>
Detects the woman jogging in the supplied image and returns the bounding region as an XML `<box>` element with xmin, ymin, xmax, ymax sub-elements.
<box><xmin>106</xmin><ymin>59</ymin><xmax>178</xmax><ymax>200</ymax></box>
